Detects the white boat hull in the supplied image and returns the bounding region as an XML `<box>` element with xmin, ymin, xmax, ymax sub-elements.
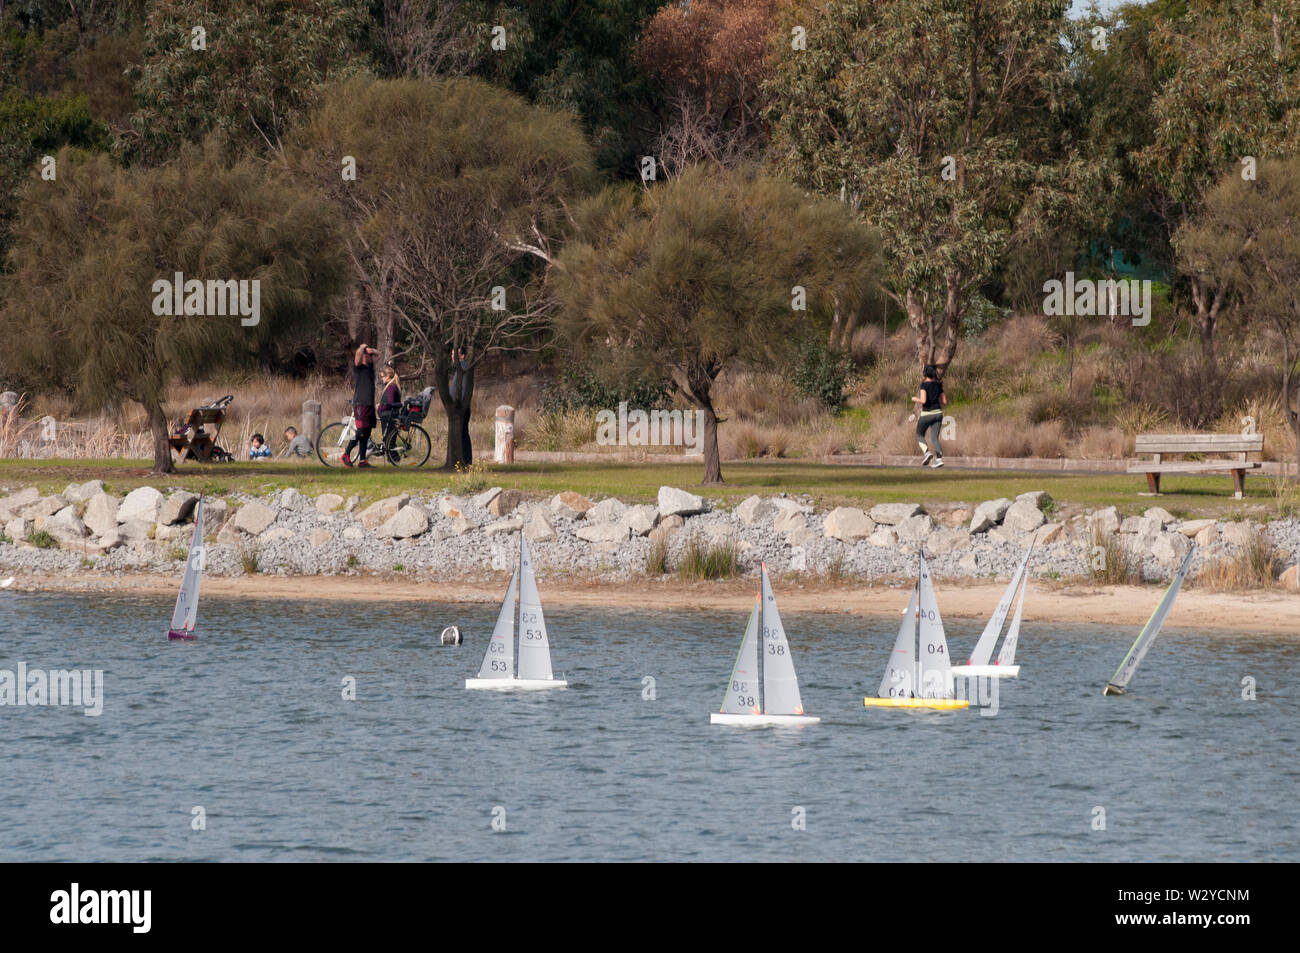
<box><xmin>464</xmin><ymin>678</ymin><xmax>568</xmax><ymax>691</ymax></box>
<box><xmin>950</xmin><ymin>664</ymin><xmax>1020</xmax><ymax>678</ymax></box>
<box><xmin>710</xmin><ymin>712</ymin><xmax>820</xmax><ymax>726</ymax></box>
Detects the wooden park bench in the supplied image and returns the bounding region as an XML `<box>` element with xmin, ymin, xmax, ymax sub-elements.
<box><xmin>1128</xmin><ymin>433</ymin><xmax>1263</xmax><ymax>499</ymax></box>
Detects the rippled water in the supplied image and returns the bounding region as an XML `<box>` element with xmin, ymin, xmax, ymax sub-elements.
<box><xmin>0</xmin><ymin>590</ymin><xmax>1295</xmax><ymax>862</ymax></box>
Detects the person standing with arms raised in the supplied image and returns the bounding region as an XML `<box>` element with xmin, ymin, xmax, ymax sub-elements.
<box><xmin>343</xmin><ymin>343</ymin><xmax>378</xmax><ymax>468</ymax></box>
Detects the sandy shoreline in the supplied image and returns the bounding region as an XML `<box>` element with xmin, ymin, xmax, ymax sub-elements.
<box><xmin>10</xmin><ymin>572</ymin><xmax>1299</xmax><ymax>635</ymax></box>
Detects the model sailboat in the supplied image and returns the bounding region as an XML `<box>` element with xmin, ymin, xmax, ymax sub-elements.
<box><xmin>167</xmin><ymin>495</ymin><xmax>204</xmax><ymax>641</ymax></box>
<box><xmin>864</xmin><ymin>552</ymin><xmax>969</xmax><ymax>710</ymax></box>
<box><xmin>711</xmin><ymin>564</ymin><xmax>819</xmax><ymax>726</ymax></box>
<box><xmin>466</xmin><ymin>535</ymin><xmax>567</xmax><ymax>691</ymax></box>
<box><xmin>951</xmin><ymin>543</ymin><xmax>1033</xmax><ymax>678</ymax></box>
<box><xmin>1103</xmin><ymin>545</ymin><xmax>1195</xmax><ymax>696</ymax></box>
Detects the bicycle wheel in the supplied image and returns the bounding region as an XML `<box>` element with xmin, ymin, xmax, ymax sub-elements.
<box><xmin>316</xmin><ymin>422</ymin><xmax>352</xmax><ymax>467</ymax></box>
<box><xmin>385</xmin><ymin>423</ymin><xmax>432</xmax><ymax>467</ymax></box>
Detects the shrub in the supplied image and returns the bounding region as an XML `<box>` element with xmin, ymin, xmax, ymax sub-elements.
<box><xmin>1197</xmin><ymin>526</ymin><xmax>1279</xmax><ymax>591</ymax></box>
<box><xmin>793</xmin><ymin>340</ymin><xmax>851</xmax><ymax>411</ymax></box>
<box><xmin>1087</xmin><ymin>529</ymin><xmax>1139</xmax><ymax>585</ymax></box>
<box><xmin>676</xmin><ymin>534</ymin><xmax>738</xmax><ymax>581</ymax></box>
<box><xmin>644</xmin><ymin>535</ymin><xmax>669</xmax><ymax>575</ymax></box>
<box><xmin>29</xmin><ymin>530</ymin><xmax>58</xmax><ymax>549</ymax></box>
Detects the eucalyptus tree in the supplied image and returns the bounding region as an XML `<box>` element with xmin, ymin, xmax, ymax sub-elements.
<box><xmin>553</xmin><ymin>164</ymin><xmax>880</xmax><ymax>484</ymax></box>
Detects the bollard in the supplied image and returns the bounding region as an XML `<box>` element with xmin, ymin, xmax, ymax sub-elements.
<box><xmin>494</xmin><ymin>405</ymin><xmax>515</xmax><ymax>464</ymax></box>
<box><xmin>303</xmin><ymin>399</ymin><xmax>321</xmax><ymax>446</ymax></box>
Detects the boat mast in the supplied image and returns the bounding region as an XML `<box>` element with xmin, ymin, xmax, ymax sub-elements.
<box><xmin>514</xmin><ymin>540</ymin><xmax>523</xmax><ymax>679</ymax></box>
<box><xmin>914</xmin><ymin>551</ymin><xmax>922</xmax><ymax>696</ymax></box>
<box><xmin>758</xmin><ymin>570</ymin><xmax>766</xmax><ymax>714</ymax></box>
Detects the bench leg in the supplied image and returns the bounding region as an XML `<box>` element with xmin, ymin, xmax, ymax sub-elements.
<box><xmin>1232</xmin><ymin>470</ymin><xmax>1244</xmax><ymax>500</ymax></box>
<box><xmin>1145</xmin><ymin>472</ymin><xmax>1160</xmax><ymax>494</ymax></box>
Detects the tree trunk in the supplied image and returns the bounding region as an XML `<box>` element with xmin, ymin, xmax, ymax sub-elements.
<box><xmin>904</xmin><ymin>281</ymin><xmax>962</xmax><ymax>376</ymax></box>
<box><xmin>436</xmin><ymin>355</ymin><xmax>474</xmax><ymax>470</ymax></box>
<box><xmin>699</xmin><ymin>400</ymin><xmax>723</xmax><ymax>485</ymax></box>
<box><xmin>145</xmin><ymin>396</ymin><xmax>174</xmax><ymax>474</ymax></box>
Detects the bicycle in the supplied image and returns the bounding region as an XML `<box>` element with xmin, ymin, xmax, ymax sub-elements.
<box><xmin>317</xmin><ymin>406</ymin><xmax>432</xmax><ymax>468</ymax></box>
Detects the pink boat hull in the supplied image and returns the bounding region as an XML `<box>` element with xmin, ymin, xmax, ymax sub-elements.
<box><xmin>168</xmin><ymin>629</ymin><xmax>196</xmax><ymax>641</ymax></box>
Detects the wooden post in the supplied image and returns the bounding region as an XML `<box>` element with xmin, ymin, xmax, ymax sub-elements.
<box><xmin>494</xmin><ymin>405</ymin><xmax>515</xmax><ymax>464</ymax></box>
<box><xmin>303</xmin><ymin>400</ymin><xmax>321</xmax><ymax>446</ymax></box>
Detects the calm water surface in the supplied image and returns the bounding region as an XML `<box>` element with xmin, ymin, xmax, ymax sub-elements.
<box><xmin>1</xmin><ymin>591</ymin><xmax>1296</xmax><ymax>862</ymax></box>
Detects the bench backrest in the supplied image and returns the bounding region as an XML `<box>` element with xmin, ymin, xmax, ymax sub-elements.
<box><xmin>1134</xmin><ymin>433</ymin><xmax>1263</xmax><ymax>455</ymax></box>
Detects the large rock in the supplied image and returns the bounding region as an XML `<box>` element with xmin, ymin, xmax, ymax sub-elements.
<box><xmin>450</xmin><ymin>517</ymin><xmax>472</xmax><ymax>536</ymax></box>
<box><xmin>1220</xmin><ymin>522</ymin><xmax>1256</xmax><ymax>548</ymax></box>
<box><xmin>928</xmin><ymin>527</ymin><xmax>971</xmax><ymax>554</ymax></box>
<box><xmin>359</xmin><ymin>494</ymin><xmax>410</xmax><ymax>529</ymax></box>
<box><xmin>786</xmin><ymin>525</ymin><xmax>817</xmax><ymax>547</ymax></box>
<box><xmin>1033</xmin><ymin>522</ymin><xmax>1066</xmax><ymax>545</ymax></box>
<box><xmin>958</xmin><ymin>552</ymin><xmax>980</xmax><ymax>575</ymax></box>
<box><xmin>734</xmin><ymin>495</ymin><xmax>776</xmax><ymax>526</ymax></box>
<box><xmin>4</xmin><ymin>516</ymin><xmax>32</xmax><ymax>541</ymax></box>
<box><xmin>524</xmin><ymin>510</ymin><xmax>557</xmax><ymax>542</ymax></box>
<box><xmin>342</xmin><ymin>525</ymin><xmax>364</xmax><ymax>541</ymax></box>
<box><xmin>772</xmin><ymin>509</ymin><xmax>806</xmax><ymax>534</ymax></box>
<box><xmin>379</xmin><ymin>505</ymin><xmax>430</xmax><ymax>539</ymax></box>
<box><xmin>485</xmin><ymin>518</ymin><xmax>523</xmax><ymax>535</ymax></box>
<box><xmin>204</xmin><ymin>499</ymin><xmax>231</xmax><ymax>532</ymax></box>
<box><xmin>622</xmin><ymin>505</ymin><xmax>658</xmax><ymax>538</ymax></box>
<box><xmin>119</xmin><ymin>519</ymin><xmax>152</xmax><ymax>544</ymax></box>
<box><xmin>1178</xmin><ymin>518</ymin><xmax>1215</xmax><ymax>537</ymax></box>
<box><xmin>439</xmin><ymin>496</ymin><xmax>467</xmax><ymax>519</ymax></box>
<box><xmin>470</xmin><ymin>487</ymin><xmax>502</xmax><ymax>510</ymax></box>
<box><xmin>867</xmin><ymin>527</ymin><xmax>897</xmax><ymax>547</ymax></box>
<box><xmin>315</xmin><ymin>493</ymin><xmax>345</xmax><ymax>514</ymax></box>
<box><xmin>1015</xmin><ymin>491</ymin><xmax>1052</xmax><ymax>511</ymax></box>
<box><xmin>93</xmin><ymin>530</ymin><xmax>123</xmax><ymax>552</ymax></box>
<box><xmin>0</xmin><ymin>487</ymin><xmax>41</xmax><ymax>515</ymax></box>
<box><xmin>159</xmin><ymin>491</ymin><xmax>199</xmax><ymax>526</ymax></box>
<box><xmin>64</xmin><ymin>480</ymin><xmax>104</xmax><ymax>503</ymax></box>
<box><xmin>822</xmin><ymin>507</ymin><xmax>875</xmax><ymax>542</ymax></box>
<box><xmin>1143</xmin><ymin>506</ymin><xmax>1176</xmax><ymax>527</ymax></box>
<box><xmin>117</xmin><ymin>486</ymin><xmax>164</xmax><ymax>524</ymax></box>
<box><xmin>550</xmin><ymin>491</ymin><xmax>594</xmax><ymax>518</ymax></box>
<box><xmin>970</xmin><ymin>498</ymin><xmax>1012</xmax><ymax>533</ymax></box>
<box><xmin>233</xmin><ymin>501</ymin><xmax>277</xmax><ymax>535</ymax></box>
<box><xmin>308</xmin><ymin>528</ymin><xmax>334</xmax><ymax>547</ymax></box>
<box><xmin>82</xmin><ymin>492</ymin><xmax>120</xmax><ymax>537</ymax></box>
<box><xmin>1002</xmin><ymin>499</ymin><xmax>1046</xmax><ymax>533</ymax></box>
<box><xmin>895</xmin><ymin>513</ymin><xmax>934</xmax><ymax>542</ymax></box>
<box><xmin>587</xmin><ymin>497</ymin><xmax>627</xmax><ymax>523</ymax></box>
<box><xmin>576</xmin><ymin>521</ymin><xmax>631</xmax><ymax>543</ymax></box>
<box><xmin>1087</xmin><ymin>506</ymin><xmax>1121</xmax><ymax>538</ymax></box>
<box><xmin>22</xmin><ymin>494</ymin><xmax>67</xmax><ymax>522</ymax></box>
<box><xmin>278</xmin><ymin>487</ymin><xmax>308</xmax><ymax>511</ymax></box>
<box><xmin>261</xmin><ymin>527</ymin><xmax>296</xmax><ymax>543</ymax></box>
<box><xmin>869</xmin><ymin>502</ymin><xmax>923</xmax><ymax>525</ymax></box>
<box><xmin>1281</xmin><ymin>564</ymin><xmax>1300</xmax><ymax>592</ymax></box>
<box><xmin>657</xmin><ymin>486</ymin><xmax>705</xmax><ymax>518</ymax></box>
<box><xmin>769</xmin><ymin>497</ymin><xmax>814</xmax><ymax>516</ymax></box>
<box><xmin>1151</xmin><ymin>531</ymin><xmax>1191</xmax><ymax>567</ymax></box>
<box><xmin>488</xmin><ymin>489</ymin><xmax>526</xmax><ymax>517</ymax></box>
<box><xmin>1195</xmin><ymin>524</ymin><xmax>1219</xmax><ymax>547</ymax></box>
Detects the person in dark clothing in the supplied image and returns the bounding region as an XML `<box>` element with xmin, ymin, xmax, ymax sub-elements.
<box><xmin>377</xmin><ymin>364</ymin><xmax>402</xmax><ymax>447</ymax></box>
<box><xmin>909</xmin><ymin>363</ymin><xmax>947</xmax><ymax>468</ymax></box>
<box><xmin>449</xmin><ymin>347</ymin><xmax>472</xmax><ymax>464</ymax></box>
<box><xmin>344</xmin><ymin>344</ymin><xmax>378</xmax><ymax>468</ymax></box>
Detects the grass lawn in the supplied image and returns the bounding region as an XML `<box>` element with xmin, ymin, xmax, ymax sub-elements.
<box><xmin>0</xmin><ymin>457</ymin><xmax>1289</xmax><ymax>519</ymax></box>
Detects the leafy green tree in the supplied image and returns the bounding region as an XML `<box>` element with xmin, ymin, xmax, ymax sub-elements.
<box><xmin>289</xmin><ymin>76</ymin><xmax>595</xmax><ymax>468</ymax></box>
<box><xmin>553</xmin><ymin>165</ymin><xmax>880</xmax><ymax>484</ymax></box>
<box><xmin>1136</xmin><ymin>0</ymin><xmax>1300</xmax><ymax>379</ymax></box>
<box><xmin>0</xmin><ymin>144</ymin><xmax>347</xmax><ymax>471</ymax></box>
<box><xmin>124</xmin><ymin>0</ymin><xmax>367</xmax><ymax>164</ymax></box>
<box><xmin>1176</xmin><ymin>158</ymin><xmax>1300</xmax><ymax>465</ymax></box>
<box><xmin>766</xmin><ymin>0</ymin><xmax>1107</xmax><ymax>377</ymax></box>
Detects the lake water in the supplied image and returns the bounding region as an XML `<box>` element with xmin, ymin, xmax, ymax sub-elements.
<box><xmin>1</xmin><ymin>591</ymin><xmax>1296</xmax><ymax>862</ymax></box>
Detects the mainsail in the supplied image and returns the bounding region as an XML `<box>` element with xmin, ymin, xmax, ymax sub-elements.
<box><xmin>516</xmin><ymin>535</ymin><xmax>554</xmax><ymax>681</ymax></box>
<box><xmin>917</xmin><ymin>554</ymin><xmax>954</xmax><ymax>698</ymax></box>
<box><xmin>878</xmin><ymin>585</ymin><xmax>919</xmax><ymax>698</ymax></box>
<box><xmin>168</xmin><ymin>496</ymin><xmax>204</xmax><ymax>639</ymax></box>
<box><xmin>1105</xmin><ymin>545</ymin><xmax>1195</xmax><ymax>694</ymax></box>
<box><xmin>967</xmin><ymin>544</ymin><xmax>1032</xmax><ymax>666</ymax></box>
<box><xmin>759</xmin><ymin>565</ymin><xmax>806</xmax><ymax>715</ymax></box>
<box><xmin>996</xmin><ymin>561</ymin><xmax>1030</xmax><ymax>667</ymax></box>
<box><xmin>477</xmin><ymin>566</ymin><xmax>518</xmax><ymax>679</ymax></box>
<box><xmin>721</xmin><ymin>597</ymin><xmax>761</xmax><ymax>714</ymax></box>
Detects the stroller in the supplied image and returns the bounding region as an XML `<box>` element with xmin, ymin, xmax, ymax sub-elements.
<box><xmin>168</xmin><ymin>394</ymin><xmax>235</xmax><ymax>463</ymax></box>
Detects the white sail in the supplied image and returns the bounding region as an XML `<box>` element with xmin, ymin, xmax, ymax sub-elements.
<box><xmin>996</xmin><ymin>561</ymin><xmax>1030</xmax><ymax>667</ymax></box>
<box><xmin>1106</xmin><ymin>545</ymin><xmax>1195</xmax><ymax>693</ymax></box>
<box><xmin>516</xmin><ymin>536</ymin><xmax>554</xmax><ymax>681</ymax></box>
<box><xmin>917</xmin><ymin>554</ymin><xmax>954</xmax><ymax>698</ymax></box>
<box><xmin>759</xmin><ymin>566</ymin><xmax>806</xmax><ymax>715</ymax></box>
<box><xmin>967</xmin><ymin>545</ymin><xmax>1032</xmax><ymax>665</ymax></box>
<box><xmin>168</xmin><ymin>496</ymin><xmax>204</xmax><ymax>636</ymax></box>
<box><xmin>720</xmin><ymin>598</ymin><xmax>761</xmax><ymax>714</ymax></box>
<box><xmin>476</xmin><ymin>567</ymin><xmax>518</xmax><ymax>679</ymax></box>
<box><xmin>878</xmin><ymin>585</ymin><xmax>919</xmax><ymax>698</ymax></box>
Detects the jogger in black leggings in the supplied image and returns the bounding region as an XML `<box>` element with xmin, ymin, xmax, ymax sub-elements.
<box><xmin>910</xmin><ymin>363</ymin><xmax>947</xmax><ymax>468</ymax></box>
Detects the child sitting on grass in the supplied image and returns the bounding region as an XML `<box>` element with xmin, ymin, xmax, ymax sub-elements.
<box><xmin>248</xmin><ymin>433</ymin><xmax>271</xmax><ymax>460</ymax></box>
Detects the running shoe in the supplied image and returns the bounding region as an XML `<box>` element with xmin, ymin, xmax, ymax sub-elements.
<box><xmin>930</xmin><ymin>457</ymin><xmax>944</xmax><ymax>468</ymax></box>
<box><xmin>921</xmin><ymin>450</ymin><xmax>933</xmax><ymax>466</ymax></box>
<box><xmin>341</xmin><ymin>452</ymin><xmax>353</xmax><ymax>468</ymax></box>
<box><xmin>357</xmin><ymin>460</ymin><xmax>374</xmax><ymax>468</ymax></box>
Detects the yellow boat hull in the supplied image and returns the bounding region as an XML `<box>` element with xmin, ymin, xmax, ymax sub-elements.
<box><xmin>863</xmin><ymin>696</ymin><xmax>970</xmax><ymax>711</ymax></box>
